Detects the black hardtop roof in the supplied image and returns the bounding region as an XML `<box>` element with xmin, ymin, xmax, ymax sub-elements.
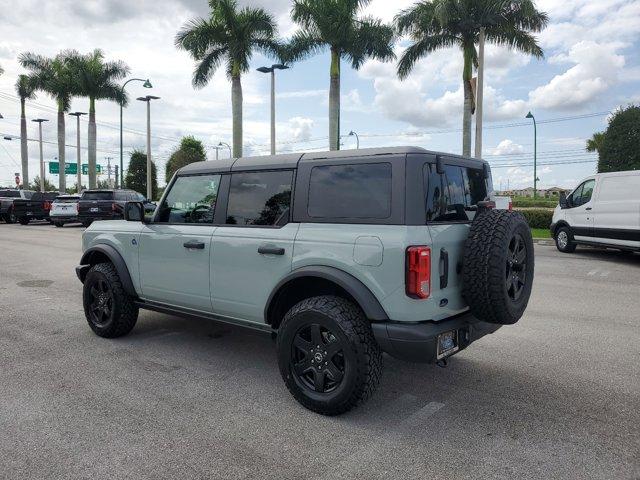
<box><xmin>176</xmin><ymin>146</ymin><xmax>488</xmax><ymax>176</ymax></box>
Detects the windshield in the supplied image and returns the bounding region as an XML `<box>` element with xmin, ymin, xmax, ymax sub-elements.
<box><xmin>82</xmin><ymin>191</ymin><xmax>114</xmax><ymax>201</ymax></box>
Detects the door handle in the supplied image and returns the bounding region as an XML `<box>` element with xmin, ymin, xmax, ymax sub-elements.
<box><xmin>183</xmin><ymin>240</ymin><xmax>205</xmax><ymax>250</ymax></box>
<box><xmin>258</xmin><ymin>245</ymin><xmax>285</xmax><ymax>255</ymax></box>
<box><xmin>439</xmin><ymin>248</ymin><xmax>449</xmax><ymax>289</ymax></box>
<box><xmin>585</xmin><ymin>207</ymin><xmax>592</xmax><ymax>211</ymax></box>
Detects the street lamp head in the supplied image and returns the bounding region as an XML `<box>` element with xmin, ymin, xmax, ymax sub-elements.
<box><xmin>69</xmin><ymin>111</ymin><xmax>87</xmax><ymax>117</ymax></box>
<box><xmin>32</xmin><ymin>118</ymin><xmax>49</xmax><ymax>123</ymax></box>
<box><xmin>348</xmin><ymin>130</ymin><xmax>356</xmax><ymax>136</ymax></box>
<box><xmin>0</xmin><ymin>113</ymin><xmax>3</xmax><ymax>119</ymax></box>
<box><xmin>256</xmin><ymin>66</ymin><xmax>272</xmax><ymax>73</ymax></box>
<box><xmin>143</xmin><ymin>79</ymin><xmax>153</xmax><ymax>88</ymax></box>
<box><xmin>4</xmin><ymin>136</ymin><xmax>13</xmax><ymax>140</ymax></box>
<box><xmin>525</xmin><ymin>111</ymin><xmax>534</xmax><ymax>119</ymax></box>
<box><xmin>272</xmin><ymin>64</ymin><xmax>289</xmax><ymax>70</ymax></box>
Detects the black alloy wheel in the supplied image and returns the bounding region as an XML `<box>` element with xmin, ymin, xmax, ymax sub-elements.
<box><xmin>506</xmin><ymin>233</ymin><xmax>527</xmax><ymax>301</ymax></box>
<box><xmin>87</xmin><ymin>278</ymin><xmax>115</xmax><ymax>327</ymax></box>
<box><xmin>291</xmin><ymin>323</ymin><xmax>346</xmax><ymax>394</ymax></box>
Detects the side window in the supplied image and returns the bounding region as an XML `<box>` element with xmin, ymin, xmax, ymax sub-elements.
<box><xmin>114</xmin><ymin>191</ymin><xmax>126</xmax><ymax>201</ymax></box>
<box><xmin>424</xmin><ymin>164</ymin><xmax>443</xmax><ymax>222</ymax></box>
<box><xmin>425</xmin><ymin>164</ymin><xmax>487</xmax><ymax>222</ymax></box>
<box><xmin>226</xmin><ymin>170</ymin><xmax>292</xmax><ymax>226</ymax></box>
<box><xmin>442</xmin><ymin>165</ymin><xmax>467</xmax><ymax>221</ymax></box>
<box><xmin>578</xmin><ymin>179</ymin><xmax>595</xmax><ymax>206</ymax></box>
<box><xmin>308</xmin><ymin>163</ymin><xmax>392</xmax><ymax>219</ymax></box>
<box><xmin>156</xmin><ymin>174</ymin><xmax>221</xmax><ymax>224</ymax></box>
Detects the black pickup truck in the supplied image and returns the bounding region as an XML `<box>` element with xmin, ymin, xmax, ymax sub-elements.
<box><xmin>12</xmin><ymin>192</ymin><xmax>60</xmax><ymax>225</ymax></box>
<box><xmin>77</xmin><ymin>189</ymin><xmax>156</xmax><ymax>227</ymax></box>
<box><xmin>1</xmin><ymin>189</ymin><xmax>37</xmax><ymax>224</ymax></box>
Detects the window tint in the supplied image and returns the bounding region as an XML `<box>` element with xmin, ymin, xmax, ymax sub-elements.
<box><xmin>156</xmin><ymin>174</ymin><xmax>221</xmax><ymax>223</ymax></box>
<box><xmin>226</xmin><ymin>170</ymin><xmax>292</xmax><ymax>226</ymax></box>
<box><xmin>424</xmin><ymin>164</ymin><xmax>487</xmax><ymax>222</ymax></box>
<box><xmin>114</xmin><ymin>191</ymin><xmax>128</xmax><ymax>201</ymax></box>
<box><xmin>82</xmin><ymin>191</ymin><xmax>114</xmax><ymax>200</ymax></box>
<box><xmin>308</xmin><ymin>163</ymin><xmax>392</xmax><ymax>219</ymax></box>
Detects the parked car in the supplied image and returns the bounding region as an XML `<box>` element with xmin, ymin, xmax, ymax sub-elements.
<box><xmin>77</xmin><ymin>189</ymin><xmax>155</xmax><ymax>227</ymax></box>
<box><xmin>11</xmin><ymin>191</ymin><xmax>59</xmax><ymax>225</ymax></box>
<box><xmin>1</xmin><ymin>189</ymin><xmax>37</xmax><ymax>224</ymax></box>
<box><xmin>551</xmin><ymin>170</ymin><xmax>640</xmax><ymax>253</ymax></box>
<box><xmin>50</xmin><ymin>195</ymin><xmax>81</xmax><ymax>227</ymax></box>
<box><xmin>76</xmin><ymin>147</ymin><xmax>534</xmax><ymax>415</ymax></box>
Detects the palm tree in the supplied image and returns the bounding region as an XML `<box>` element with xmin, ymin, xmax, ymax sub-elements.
<box><xmin>586</xmin><ymin>131</ymin><xmax>604</xmax><ymax>156</ymax></box>
<box><xmin>287</xmin><ymin>0</ymin><xmax>395</xmax><ymax>151</ymax></box>
<box><xmin>69</xmin><ymin>49</ymin><xmax>129</xmax><ymax>189</ymax></box>
<box><xmin>15</xmin><ymin>75</ymin><xmax>37</xmax><ymax>189</ymax></box>
<box><xmin>176</xmin><ymin>0</ymin><xmax>280</xmax><ymax>158</ymax></box>
<box><xmin>396</xmin><ymin>0</ymin><xmax>548</xmax><ymax>156</ymax></box>
<box><xmin>19</xmin><ymin>51</ymin><xmax>76</xmax><ymax>193</ymax></box>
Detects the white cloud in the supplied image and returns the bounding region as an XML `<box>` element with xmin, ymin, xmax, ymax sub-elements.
<box><xmin>288</xmin><ymin>116</ymin><xmax>314</xmax><ymax>142</ymax></box>
<box><xmin>492</xmin><ymin>140</ymin><xmax>524</xmax><ymax>155</ymax></box>
<box><xmin>528</xmin><ymin>41</ymin><xmax>625</xmax><ymax>110</ymax></box>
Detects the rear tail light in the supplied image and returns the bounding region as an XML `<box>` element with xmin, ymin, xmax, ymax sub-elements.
<box><xmin>44</xmin><ymin>201</ymin><xmax>51</xmax><ymax>210</ymax></box>
<box><xmin>406</xmin><ymin>246</ymin><xmax>431</xmax><ymax>299</ymax></box>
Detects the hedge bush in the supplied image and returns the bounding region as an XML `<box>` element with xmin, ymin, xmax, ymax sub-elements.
<box><xmin>515</xmin><ymin>208</ymin><xmax>553</xmax><ymax>229</ymax></box>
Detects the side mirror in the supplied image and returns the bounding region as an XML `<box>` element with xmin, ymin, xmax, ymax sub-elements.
<box><xmin>124</xmin><ymin>201</ymin><xmax>145</xmax><ymax>222</ymax></box>
<box><xmin>436</xmin><ymin>155</ymin><xmax>444</xmax><ymax>174</ymax></box>
<box><xmin>559</xmin><ymin>192</ymin><xmax>568</xmax><ymax>209</ymax></box>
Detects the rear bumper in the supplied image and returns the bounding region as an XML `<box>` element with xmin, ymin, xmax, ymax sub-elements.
<box><xmin>371</xmin><ymin>312</ymin><xmax>502</xmax><ymax>363</ymax></box>
<box><xmin>50</xmin><ymin>215</ymin><xmax>78</xmax><ymax>222</ymax></box>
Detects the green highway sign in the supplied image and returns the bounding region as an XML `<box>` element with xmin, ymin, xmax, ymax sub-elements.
<box><xmin>49</xmin><ymin>162</ymin><xmax>101</xmax><ymax>175</ymax></box>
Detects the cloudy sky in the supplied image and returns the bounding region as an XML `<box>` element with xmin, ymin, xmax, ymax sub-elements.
<box><xmin>0</xmin><ymin>0</ymin><xmax>639</xmax><ymax>190</ymax></box>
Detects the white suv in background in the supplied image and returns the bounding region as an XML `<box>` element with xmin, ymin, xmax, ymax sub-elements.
<box><xmin>551</xmin><ymin>170</ymin><xmax>640</xmax><ymax>253</ymax></box>
<box><xmin>50</xmin><ymin>195</ymin><xmax>80</xmax><ymax>227</ymax></box>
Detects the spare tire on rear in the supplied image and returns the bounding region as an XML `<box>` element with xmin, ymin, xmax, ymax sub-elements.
<box><xmin>462</xmin><ymin>209</ymin><xmax>534</xmax><ymax>325</ymax></box>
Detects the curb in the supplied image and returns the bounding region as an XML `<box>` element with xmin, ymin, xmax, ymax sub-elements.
<box><xmin>533</xmin><ymin>238</ymin><xmax>553</xmax><ymax>246</ymax></box>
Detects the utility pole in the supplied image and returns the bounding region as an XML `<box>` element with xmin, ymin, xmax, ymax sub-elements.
<box><xmin>106</xmin><ymin>156</ymin><xmax>113</xmax><ymax>187</ymax></box>
<box><xmin>120</xmin><ymin>78</ymin><xmax>152</xmax><ymax>188</ymax></box>
<box><xmin>32</xmin><ymin>119</ymin><xmax>49</xmax><ymax>192</ymax></box>
<box><xmin>115</xmin><ymin>165</ymin><xmax>119</xmax><ymax>190</ymax></box>
<box><xmin>257</xmin><ymin>64</ymin><xmax>289</xmax><ymax>155</ymax></box>
<box><xmin>69</xmin><ymin>112</ymin><xmax>86</xmax><ymax>193</ymax></box>
<box><xmin>136</xmin><ymin>95</ymin><xmax>160</xmax><ymax>200</ymax></box>
<box><xmin>474</xmin><ymin>27</ymin><xmax>485</xmax><ymax>159</ymax></box>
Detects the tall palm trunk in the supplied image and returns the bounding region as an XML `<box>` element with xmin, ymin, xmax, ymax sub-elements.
<box><xmin>462</xmin><ymin>45</ymin><xmax>474</xmax><ymax>157</ymax></box>
<box><xmin>88</xmin><ymin>97</ymin><xmax>97</xmax><ymax>188</ymax></box>
<box><xmin>329</xmin><ymin>48</ymin><xmax>341</xmax><ymax>151</ymax></box>
<box><xmin>57</xmin><ymin>101</ymin><xmax>66</xmax><ymax>194</ymax></box>
<box><xmin>20</xmin><ymin>99</ymin><xmax>29</xmax><ymax>189</ymax></box>
<box><xmin>231</xmin><ymin>72</ymin><xmax>242</xmax><ymax>158</ymax></box>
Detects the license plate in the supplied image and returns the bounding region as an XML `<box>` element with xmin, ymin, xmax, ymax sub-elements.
<box><xmin>90</xmin><ymin>207</ymin><xmax>99</xmax><ymax>212</ymax></box>
<box><xmin>437</xmin><ymin>330</ymin><xmax>459</xmax><ymax>359</ymax></box>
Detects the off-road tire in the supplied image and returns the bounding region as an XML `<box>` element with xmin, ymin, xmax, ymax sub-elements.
<box><xmin>18</xmin><ymin>217</ymin><xmax>29</xmax><ymax>225</ymax></box>
<box><xmin>83</xmin><ymin>262</ymin><xmax>138</xmax><ymax>338</ymax></box>
<box><xmin>277</xmin><ymin>295</ymin><xmax>382</xmax><ymax>416</ymax></box>
<box><xmin>462</xmin><ymin>210</ymin><xmax>534</xmax><ymax>325</ymax></box>
<box><xmin>555</xmin><ymin>226</ymin><xmax>577</xmax><ymax>253</ymax></box>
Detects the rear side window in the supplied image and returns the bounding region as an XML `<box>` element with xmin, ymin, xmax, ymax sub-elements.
<box><xmin>308</xmin><ymin>163</ymin><xmax>392</xmax><ymax>219</ymax></box>
<box><xmin>424</xmin><ymin>163</ymin><xmax>487</xmax><ymax>222</ymax></box>
<box><xmin>226</xmin><ymin>170</ymin><xmax>293</xmax><ymax>226</ymax></box>
<box><xmin>82</xmin><ymin>191</ymin><xmax>114</xmax><ymax>201</ymax></box>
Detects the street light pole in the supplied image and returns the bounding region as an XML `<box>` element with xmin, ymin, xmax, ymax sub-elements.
<box><xmin>69</xmin><ymin>112</ymin><xmax>86</xmax><ymax>192</ymax></box>
<box><xmin>120</xmin><ymin>78</ymin><xmax>152</xmax><ymax>188</ymax></box>
<box><xmin>136</xmin><ymin>95</ymin><xmax>160</xmax><ymax>200</ymax></box>
<box><xmin>257</xmin><ymin>64</ymin><xmax>289</xmax><ymax>155</ymax></box>
<box><xmin>32</xmin><ymin>119</ymin><xmax>49</xmax><ymax>192</ymax></box>
<box><xmin>348</xmin><ymin>130</ymin><xmax>359</xmax><ymax>149</ymax></box>
<box><xmin>218</xmin><ymin>142</ymin><xmax>232</xmax><ymax>158</ymax></box>
<box><xmin>526</xmin><ymin>111</ymin><xmax>537</xmax><ymax>198</ymax></box>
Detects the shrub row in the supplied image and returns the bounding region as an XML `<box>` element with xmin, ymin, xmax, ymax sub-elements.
<box><xmin>515</xmin><ymin>208</ymin><xmax>554</xmax><ymax>229</ymax></box>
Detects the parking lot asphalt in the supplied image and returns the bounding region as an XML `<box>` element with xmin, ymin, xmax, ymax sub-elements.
<box><xmin>0</xmin><ymin>222</ymin><xmax>638</xmax><ymax>480</ymax></box>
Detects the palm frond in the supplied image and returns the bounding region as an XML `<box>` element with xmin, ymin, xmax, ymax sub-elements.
<box><xmin>193</xmin><ymin>46</ymin><xmax>226</xmax><ymax>87</ymax></box>
<box><xmin>345</xmin><ymin>17</ymin><xmax>395</xmax><ymax>69</ymax></box>
<box><xmin>397</xmin><ymin>34</ymin><xmax>458</xmax><ymax>78</ymax></box>
<box><xmin>15</xmin><ymin>74</ymin><xmax>37</xmax><ymax>100</ymax></box>
<box><xmin>284</xmin><ymin>30</ymin><xmax>326</xmax><ymax>63</ymax></box>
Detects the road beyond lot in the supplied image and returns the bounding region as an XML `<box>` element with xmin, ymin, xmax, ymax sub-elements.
<box><xmin>0</xmin><ymin>223</ymin><xmax>638</xmax><ymax>480</ymax></box>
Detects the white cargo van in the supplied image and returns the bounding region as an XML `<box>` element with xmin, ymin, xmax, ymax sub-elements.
<box><xmin>551</xmin><ymin>170</ymin><xmax>640</xmax><ymax>253</ymax></box>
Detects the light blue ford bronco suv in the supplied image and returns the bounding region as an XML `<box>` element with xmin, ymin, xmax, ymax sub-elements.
<box><xmin>76</xmin><ymin>147</ymin><xmax>534</xmax><ymax>415</ymax></box>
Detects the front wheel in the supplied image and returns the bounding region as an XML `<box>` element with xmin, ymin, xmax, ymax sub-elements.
<box><xmin>83</xmin><ymin>263</ymin><xmax>138</xmax><ymax>338</ymax></box>
<box><xmin>277</xmin><ymin>296</ymin><xmax>382</xmax><ymax>416</ymax></box>
<box><xmin>555</xmin><ymin>226</ymin><xmax>577</xmax><ymax>253</ymax></box>
<box><xmin>5</xmin><ymin>209</ymin><xmax>16</xmax><ymax>224</ymax></box>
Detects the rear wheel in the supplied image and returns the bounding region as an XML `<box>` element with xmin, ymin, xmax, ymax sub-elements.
<box><xmin>277</xmin><ymin>295</ymin><xmax>382</xmax><ymax>416</ymax></box>
<box><xmin>5</xmin><ymin>209</ymin><xmax>16</xmax><ymax>224</ymax></box>
<box><xmin>53</xmin><ymin>221</ymin><xmax>64</xmax><ymax>228</ymax></box>
<box><xmin>83</xmin><ymin>262</ymin><xmax>138</xmax><ymax>338</ymax></box>
<box><xmin>555</xmin><ymin>226</ymin><xmax>577</xmax><ymax>253</ymax></box>
<box><xmin>18</xmin><ymin>217</ymin><xmax>29</xmax><ymax>225</ymax></box>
